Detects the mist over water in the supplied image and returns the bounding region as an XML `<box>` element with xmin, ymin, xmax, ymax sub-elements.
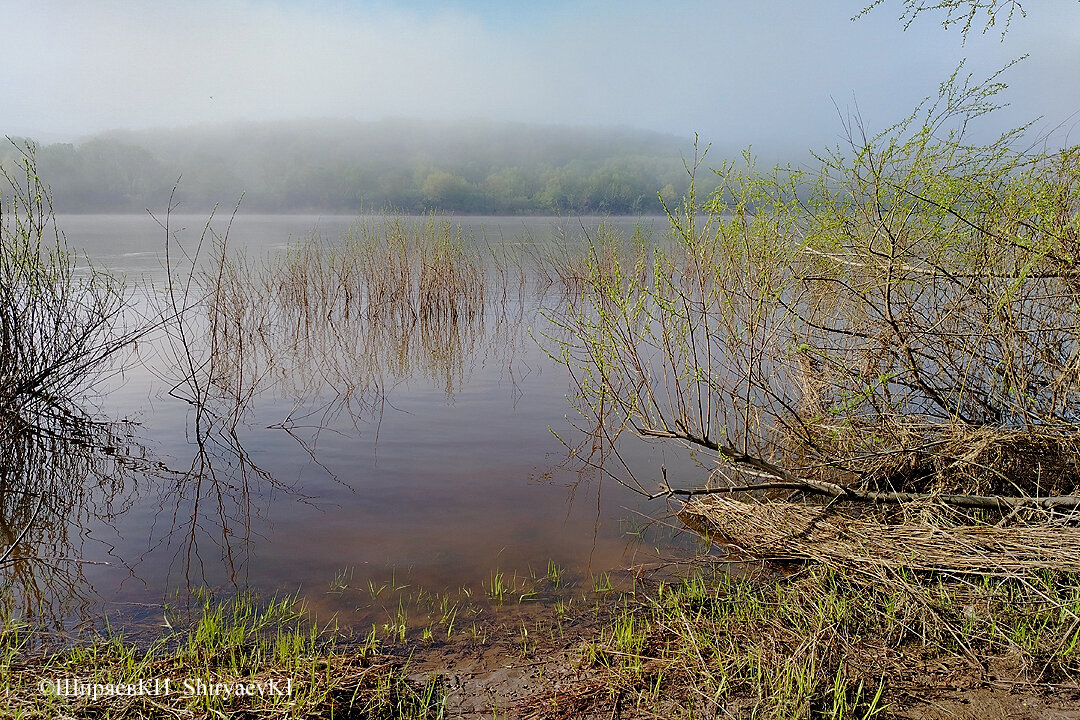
<box><xmin>12</xmin><ymin>121</ymin><xmax>694</xmax><ymax>216</ymax></box>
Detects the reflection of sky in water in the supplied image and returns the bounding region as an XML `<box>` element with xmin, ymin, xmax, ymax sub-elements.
<box><xmin>28</xmin><ymin>214</ymin><xmax>704</xmax><ymax>632</ymax></box>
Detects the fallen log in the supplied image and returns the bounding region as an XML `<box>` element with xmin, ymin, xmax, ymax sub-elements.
<box><xmin>652</xmin><ymin>479</ymin><xmax>1080</xmax><ymax>513</ymax></box>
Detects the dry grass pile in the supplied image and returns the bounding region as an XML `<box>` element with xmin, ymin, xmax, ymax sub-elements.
<box><xmin>680</xmin><ymin>495</ymin><xmax>1080</xmax><ymax>574</ymax></box>
<box><xmin>842</xmin><ymin>425</ymin><xmax>1080</xmax><ymax>498</ymax></box>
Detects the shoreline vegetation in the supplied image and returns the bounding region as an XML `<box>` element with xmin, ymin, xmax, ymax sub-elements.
<box><xmin>3</xmin><ymin>564</ymin><xmax>1079</xmax><ymax>718</ymax></box>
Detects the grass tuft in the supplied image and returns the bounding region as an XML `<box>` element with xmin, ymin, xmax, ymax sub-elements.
<box><xmin>1</xmin><ymin>592</ymin><xmax>446</xmax><ymax>719</ymax></box>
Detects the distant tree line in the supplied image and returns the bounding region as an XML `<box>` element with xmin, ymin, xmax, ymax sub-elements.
<box><xmin>3</xmin><ymin>120</ymin><xmax>697</xmax><ymax>214</ymax></box>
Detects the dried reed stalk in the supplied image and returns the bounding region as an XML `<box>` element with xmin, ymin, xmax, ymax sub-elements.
<box><xmin>680</xmin><ymin>496</ymin><xmax>1080</xmax><ymax>575</ymax></box>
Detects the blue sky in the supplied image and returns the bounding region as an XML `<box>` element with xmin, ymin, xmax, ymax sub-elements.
<box><xmin>4</xmin><ymin>0</ymin><xmax>1078</xmax><ymax>156</ymax></box>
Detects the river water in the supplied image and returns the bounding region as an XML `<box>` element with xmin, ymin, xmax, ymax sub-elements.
<box><xmin>9</xmin><ymin>213</ymin><xmax>707</xmax><ymax>636</ymax></box>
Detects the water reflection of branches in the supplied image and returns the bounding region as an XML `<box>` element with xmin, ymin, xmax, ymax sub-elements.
<box><xmin>0</xmin><ymin>145</ymin><xmax>155</xmax><ymax>631</ymax></box>
<box><xmin>147</xmin><ymin>208</ymin><xmax>531</xmax><ymax>591</ymax></box>
<box><xmin>0</xmin><ymin>415</ymin><xmax>143</xmax><ymax>630</ymax></box>
<box><xmin>143</xmin><ymin>198</ymin><xmax>312</xmax><ymax>591</ymax></box>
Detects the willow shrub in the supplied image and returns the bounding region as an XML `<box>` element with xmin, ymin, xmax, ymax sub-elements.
<box><xmin>550</xmin><ymin>69</ymin><xmax>1080</xmax><ymax>496</ymax></box>
<box><xmin>0</xmin><ymin>144</ymin><xmax>134</xmax><ymax>428</ymax></box>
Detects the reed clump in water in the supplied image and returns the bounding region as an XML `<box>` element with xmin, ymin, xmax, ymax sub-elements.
<box><xmin>195</xmin><ymin>214</ymin><xmax>493</xmax><ymax>416</ymax></box>
<box><xmin>418</xmin><ymin>222</ymin><xmax>485</xmax><ymax>322</ymax></box>
<box><xmin>528</xmin><ymin>220</ymin><xmax>653</xmax><ymax>299</ymax></box>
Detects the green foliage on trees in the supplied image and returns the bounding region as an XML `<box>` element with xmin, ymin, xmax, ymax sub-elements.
<box><xmin>0</xmin><ymin>121</ymin><xmax>692</xmax><ymax>215</ymax></box>
<box><xmin>0</xmin><ymin>144</ymin><xmax>136</xmax><ymax>425</ymax></box>
<box><xmin>551</xmin><ymin>61</ymin><xmax>1080</xmax><ymax>497</ymax></box>
<box><xmin>858</xmin><ymin>0</ymin><xmax>1080</xmax><ymax>41</ymax></box>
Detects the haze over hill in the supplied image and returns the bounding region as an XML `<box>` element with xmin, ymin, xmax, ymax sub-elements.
<box><xmin>3</xmin><ymin>119</ymin><xmax>708</xmax><ymax>214</ymax></box>
<box><xmin>6</xmin><ymin>2</ymin><xmax>1077</xmax><ymax>169</ymax></box>
<box><xmin>4</xmin><ymin>2</ymin><xmax>1076</xmax><ymax>214</ymax></box>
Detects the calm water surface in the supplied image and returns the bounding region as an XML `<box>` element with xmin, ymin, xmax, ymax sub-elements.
<box><xmin>20</xmin><ymin>214</ymin><xmax>705</xmax><ymax>633</ymax></box>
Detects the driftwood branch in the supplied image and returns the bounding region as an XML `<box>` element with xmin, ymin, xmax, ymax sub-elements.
<box><xmin>0</xmin><ymin>492</ymin><xmax>45</xmax><ymax>565</ymax></box>
<box><xmin>653</xmin><ymin>478</ymin><xmax>1080</xmax><ymax>512</ymax></box>
<box><xmin>637</xmin><ymin>424</ymin><xmax>1080</xmax><ymax>511</ymax></box>
<box><xmin>636</xmin><ymin>426</ymin><xmax>796</xmax><ymax>483</ymax></box>
<box><xmin>0</xmin><ymin>556</ymin><xmax>112</xmax><ymax>567</ymax></box>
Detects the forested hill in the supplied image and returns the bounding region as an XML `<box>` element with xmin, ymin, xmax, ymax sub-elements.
<box><xmin>3</xmin><ymin>120</ymin><xmax>701</xmax><ymax>214</ymax></box>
